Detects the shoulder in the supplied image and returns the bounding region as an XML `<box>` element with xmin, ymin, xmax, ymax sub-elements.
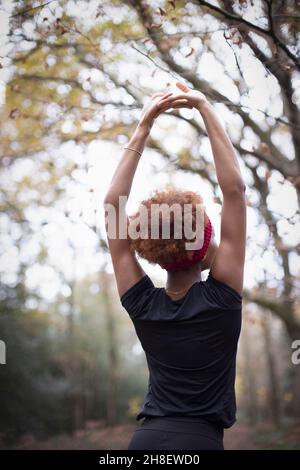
<box><xmin>200</xmin><ymin>272</ymin><xmax>243</xmax><ymax>310</ymax></box>
<box><xmin>120</xmin><ymin>274</ymin><xmax>158</xmax><ymax>319</ymax></box>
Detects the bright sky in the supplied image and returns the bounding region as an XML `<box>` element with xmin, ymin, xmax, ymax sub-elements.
<box><xmin>0</xmin><ymin>1</ymin><xmax>299</xmax><ymax>302</ymax></box>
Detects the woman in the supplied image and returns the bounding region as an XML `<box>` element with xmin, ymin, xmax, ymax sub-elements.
<box><xmin>104</xmin><ymin>82</ymin><xmax>246</xmax><ymax>450</ymax></box>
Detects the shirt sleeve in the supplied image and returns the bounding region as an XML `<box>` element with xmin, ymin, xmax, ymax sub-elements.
<box><xmin>204</xmin><ymin>273</ymin><xmax>243</xmax><ymax>310</ymax></box>
<box><xmin>120</xmin><ymin>275</ymin><xmax>156</xmax><ymax>319</ymax></box>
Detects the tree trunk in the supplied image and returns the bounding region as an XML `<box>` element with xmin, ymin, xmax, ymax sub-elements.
<box><xmin>242</xmin><ymin>322</ymin><xmax>258</xmax><ymax>425</ymax></box>
<box><xmin>289</xmin><ymin>327</ymin><xmax>300</xmax><ymax>423</ymax></box>
<box><xmin>262</xmin><ymin>311</ymin><xmax>281</xmax><ymax>427</ymax></box>
<box><xmin>100</xmin><ymin>270</ymin><xmax>118</xmax><ymax>426</ymax></box>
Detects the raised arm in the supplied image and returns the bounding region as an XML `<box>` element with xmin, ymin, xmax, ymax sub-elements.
<box><xmin>168</xmin><ymin>82</ymin><xmax>246</xmax><ymax>295</ymax></box>
<box><xmin>104</xmin><ymin>91</ymin><xmax>193</xmax><ymax>297</ymax></box>
<box><xmin>199</xmin><ymin>100</ymin><xmax>246</xmax><ymax>295</ymax></box>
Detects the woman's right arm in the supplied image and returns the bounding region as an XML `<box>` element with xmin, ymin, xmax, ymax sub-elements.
<box><xmin>104</xmin><ymin>91</ymin><xmax>193</xmax><ymax>297</ymax></box>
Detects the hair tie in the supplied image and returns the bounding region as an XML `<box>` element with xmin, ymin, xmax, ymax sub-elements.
<box><xmin>160</xmin><ymin>218</ymin><xmax>212</xmax><ymax>271</ymax></box>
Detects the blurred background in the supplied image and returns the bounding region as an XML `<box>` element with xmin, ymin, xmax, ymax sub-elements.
<box><xmin>0</xmin><ymin>0</ymin><xmax>299</xmax><ymax>450</ymax></box>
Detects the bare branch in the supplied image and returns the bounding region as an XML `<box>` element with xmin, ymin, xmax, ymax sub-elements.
<box><xmin>10</xmin><ymin>1</ymin><xmax>55</xmax><ymax>18</ymax></box>
<box><xmin>195</xmin><ymin>0</ymin><xmax>300</xmax><ymax>69</ymax></box>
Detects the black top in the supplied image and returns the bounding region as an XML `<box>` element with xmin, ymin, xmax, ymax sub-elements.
<box><xmin>120</xmin><ymin>273</ymin><xmax>242</xmax><ymax>429</ymax></box>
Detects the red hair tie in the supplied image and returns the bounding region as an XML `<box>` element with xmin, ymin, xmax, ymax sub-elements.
<box><xmin>160</xmin><ymin>218</ymin><xmax>212</xmax><ymax>272</ymax></box>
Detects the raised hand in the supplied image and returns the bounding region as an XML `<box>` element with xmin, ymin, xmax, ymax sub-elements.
<box><xmin>138</xmin><ymin>91</ymin><xmax>193</xmax><ymax>132</ymax></box>
<box><xmin>166</xmin><ymin>82</ymin><xmax>209</xmax><ymax>111</ymax></box>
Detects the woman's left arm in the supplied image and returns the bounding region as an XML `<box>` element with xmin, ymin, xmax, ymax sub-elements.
<box><xmin>104</xmin><ymin>125</ymin><xmax>149</xmax><ymax>298</ymax></box>
<box><xmin>104</xmin><ymin>92</ymin><xmax>192</xmax><ymax>297</ymax></box>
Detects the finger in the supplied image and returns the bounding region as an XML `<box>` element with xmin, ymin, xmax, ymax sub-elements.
<box><xmin>159</xmin><ymin>94</ymin><xmax>187</xmax><ymax>103</ymax></box>
<box><xmin>159</xmin><ymin>98</ymin><xmax>189</xmax><ymax>108</ymax></box>
<box><xmin>158</xmin><ymin>92</ymin><xmax>173</xmax><ymax>101</ymax></box>
<box><xmin>154</xmin><ymin>104</ymin><xmax>193</xmax><ymax>118</ymax></box>
<box><xmin>163</xmin><ymin>104</ymin><xmax>193</xmax><ymax>111</ymax></box>
<box><xmin>151</xmin><ymin>92</ymin><xmax>173</xmax><ymax>106</ymax></box>
<box><xmin>155</xmin><ymin>101</ymin><xmax>192</xmax><ymax>116</ymax></box>
<box><xmin>176</xmin><ymin>81</ymin><xmax>189</xmax><ymax>92</ymax></box>
<box><xmin>153</xmin><ymin>94</ymin><xmax>177</xmax><ymax>112</ymax></box>
<box><xmin>151</xmin><ymin>92</ymin><xmax>165</xmax><ymax>100</ymax></box>
<box><xmin>171</xmin><ymin>104</ymin><xmax>193</xmax><ymax>109</ymax></box>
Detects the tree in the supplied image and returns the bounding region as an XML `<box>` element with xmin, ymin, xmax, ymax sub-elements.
<box><xmin>1</xmin><ymin>0</ymin><xmax>299</xmax><ymax>423</ymax></box>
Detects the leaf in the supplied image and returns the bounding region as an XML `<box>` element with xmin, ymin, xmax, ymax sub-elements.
<box><xmin>271</xmin><ymin>43</ymin><xmax>278</xmax><ymax>55</ymax></box>
<box><xmin>291</xmin><ymin>175</ymin><xmax>300</xmax><ymax>189</ymax></box>
<box><xmin>265</xmin><ymin>169</ymin><xmax>271</xmax><ymax>182</ymax></box>
<box><xmin>232</xmin><ymin>34</ymin><xmax>242</xmax><ymax>45</ymax></box>
<box><xmin>9</xmin><ymin>108</ymin><xmax>20</xmax><ymax>119</ymax></box>
<box><xmin>168</xmin><ymin>0</ymin><xmax>176</xmax><ymax>8</ymax></box>
<box><xmin>259</xmin><ymin>142</ymin><xmax>271</xmax><ymax>155</ymax></box>
<box><xmin>278</xmin><ymin>62</ymin><xmax>293</xmax><ymax>73</ymax></box>
<box><xmin>224</xmin><ymin>27</ymin><xmax>242</xmax><ymax>45</ymax></box>
<box><xmin>185</xmin><ymin>47</ymin><xmax>194</xmax><ymax>58</ymax></box>
<box><xmin>150</xmin><ymin>23</ymin><xmax>162</xmax><ymax>29</ymax></box>
<box><xmin>158</xmin><ymin>7</ymin><xmax>166</xmax><ymax>16</ymax></box>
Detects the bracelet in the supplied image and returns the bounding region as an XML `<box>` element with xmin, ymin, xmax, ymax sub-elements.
<box><xmin>123</xmin><ymin>147</ymin><xmax>142</xmax><ymax>157</ymax></box>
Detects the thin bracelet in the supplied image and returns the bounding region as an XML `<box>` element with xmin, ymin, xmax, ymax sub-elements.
<box><xmin>123</xmin><ymin>146</ymin><xmax>142</xmax><ymax>157</ymax></box>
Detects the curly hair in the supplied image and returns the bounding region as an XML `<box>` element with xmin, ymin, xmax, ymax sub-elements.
<box><xmin>127</xmin><ymin>187</ymin><xmax>210</xmax><ymax>267</ymax></box>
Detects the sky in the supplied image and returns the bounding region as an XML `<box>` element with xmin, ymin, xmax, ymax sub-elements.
<box><xmin>0</xmin><ymin>0</ymin><xmax>299</xmax><ymax>303</ymax></box>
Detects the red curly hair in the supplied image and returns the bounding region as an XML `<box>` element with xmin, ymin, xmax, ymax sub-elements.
<box><xmin>127</xmin><ymin>187</ymin><xmax>210</xmax><ymax>268</ymax></box>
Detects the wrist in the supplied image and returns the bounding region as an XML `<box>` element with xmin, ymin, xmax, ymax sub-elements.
<box><xmin>136</xmin><ymin>122</ymin><xmax>152</xmax><ymax>136</ymax></box>
<box><xmin>196</xmin><ymin>100</ymin><xmax>212</xmax><ymax>114</ymax></box>
<box><xmin>126</xmin><ymin>124</ymin><xmax>150</xmax><ymax>153</ymax></box>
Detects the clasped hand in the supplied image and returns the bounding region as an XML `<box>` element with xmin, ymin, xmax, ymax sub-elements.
<box><xmin>138</xmin><ymin>81</ymin><xmax>208</xmax><ymax>132</ymax></box>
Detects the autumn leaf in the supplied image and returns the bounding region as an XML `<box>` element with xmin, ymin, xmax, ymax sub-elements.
<box><xmin>232</xmin><ymin>34</ymin><xmax>242</xmax><ymax>45</ymax></box>
<box><xmin>9</xmin><ymin>108</ymin><xmax>20</xmax><ymax>119</ymax></box>
<box><xmin>289</xmin><ymin>175</ymin><xmax>300</xmax><ymax>189</ymax></box>
<box><xmin>158</xmin><ymin>7</ymin><xmax>166</xmax><ymax>16</ymax></box>
<box><xmin>185</xmin><ymin>47</ymin><xmax>194</xmax><ymax>58</ymax></box>
<box><xmin>265</xmin><ymin>169</ymin><xmax>271</xmax><ymax>182</ymax></box>
<box><xmin>168</xmin><ymin>0</ymin><xmax>176</xmax><ymax>8</ymax></box>
<box><xmin>224</xmin><ymin>28</ymin><xmax>242</xmax><ymax>45</ymax></box>
<box><xmin>278</xmin><ymin>62</ymin><xmax>293</xmax><ymax>73</ymax></box>
<box><xmin>223</xmin><ymin>29</ymin><xmax>234</xmax><ymax>40</ymax></box>
<box><xmin>271</xmin><ymin>43</ymin><xmax>278</xmax><ymax>55</ymax></box>
<box><xmin>259</xmin><ymin>142</ymin><xmax>271</xmax><ymax>155</ymax></box>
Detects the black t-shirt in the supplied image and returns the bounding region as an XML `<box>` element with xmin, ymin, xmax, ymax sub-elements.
<box><xmin>120</xmin><ymin>273</ymin><xmax>242</xmax><ymax>429</ymax></box>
